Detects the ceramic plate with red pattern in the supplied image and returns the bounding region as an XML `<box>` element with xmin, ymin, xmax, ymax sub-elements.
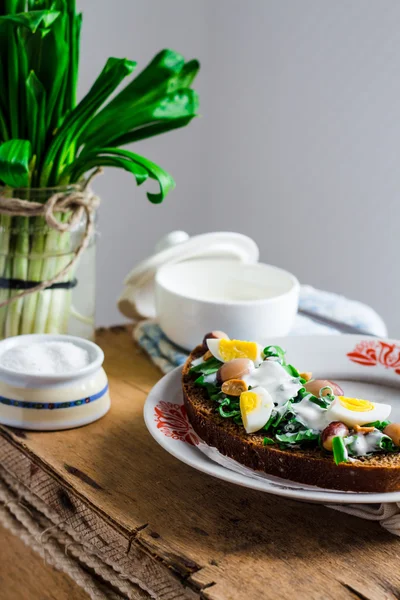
<box><xmin>144</xmin><ymin>335</ymin><xmax>400</xmax><ymax>504</ymax></box>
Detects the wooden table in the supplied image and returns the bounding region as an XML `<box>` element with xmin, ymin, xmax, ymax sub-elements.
<box><xmin>1</xmin><ymin>326</ymin><xmax>400</xmax><ymax>600</ymax></box>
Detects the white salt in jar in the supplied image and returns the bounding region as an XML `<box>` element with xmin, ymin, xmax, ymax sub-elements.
<box><xmin>0</xmin><ymin>334</ymin><xmax>110</xmax><ymax>431</ymax></box>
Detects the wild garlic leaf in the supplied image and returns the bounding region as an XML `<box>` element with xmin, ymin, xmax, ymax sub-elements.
<box><xmin>276</xmin><ymin>429</ymin><xmax>319</xmax><ymax>444</ymax></box>
<box><xmin>0</xmin><ymin>139</ymin><xmax>32</xmax><ymax>186</ymax></box>
<box><xmin>190</xmin><ymin>357</ymin><xmax>221</xmax><ymax>374</ymax></box>
<box><xmin>0</xmin><ymin>10</ymin><xmax>60</xmax><ymax>33</ymax></box>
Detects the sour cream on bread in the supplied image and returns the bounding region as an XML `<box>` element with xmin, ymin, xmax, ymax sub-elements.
<box><xmin>243</xmin><ymin>360</ymin><xmax>303</xmax><ymax>407</ymax></box>
<box><xmin>346</xmin><ymin>431</ymin><xmax>386</xmax><ymax>456</ymax></box>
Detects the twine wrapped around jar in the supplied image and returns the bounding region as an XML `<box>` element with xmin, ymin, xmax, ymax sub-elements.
<box><xmin>0</xmin><ymin>169</ymin><xmax>101</xmax><ymax>308</ymax></box>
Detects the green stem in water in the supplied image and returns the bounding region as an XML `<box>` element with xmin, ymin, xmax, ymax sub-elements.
<box><xmin>20</xmin><ymin>215</ymin><xmax>46</xmax><ymax>334</ymax></box>
<box><xmin>46</xmin><ymin>227</ymin><xmax>71</xmax><ymax>333</ymax></box>
<box><xmin>32</xmin><ymin>226</ymin><xmax>63</xmax><ymax>334</ymax></box>
<box><xmin>5</xmin><ymin>215</ymin><xmax>29</xmax><ymax>336</ymax></box>
<box><xmin>0</xmin><ymin>213</ymin><xmax>12</xmax><ymax>338</ymax></box>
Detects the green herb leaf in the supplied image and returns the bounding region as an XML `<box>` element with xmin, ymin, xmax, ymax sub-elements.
<box><xmin>80</xmin><ymin>49</ymin><xmax>198</xmax><ymax>146</ymax></box>
<box><xmin>108</xmin><ymin>116</ymin><xmax>195</xmax><ymax>147</ymax></box>
<box><xmin>194</xmin><ymin>375</ymin><xmax>219</xmax><ymax>396</ymax></box>
<box><xmin>0</xmin><ymin>0</ymin><xmax>26</xmax><ymax>14</ymax></box>
<box><xmin>0</xmin><ymin>139</ymin><xmax>32</xmax><ymax>186</ymax></box>
<box><xmin>363</xmin><ymin>420</ymin><xmax>391</xmax><ymax>431</ymax></box>
<box><xmin>263</xmin><ymin>437</ymin><xmax>275</xmax><ymax>445</ymax></box>
<box><xmin>308</xmin><ymin>394</ymin><xmax>331</xmax><ymax>409</ymax></box>
<box><xmin>263</xmin><ymin>345</ymin><xmax>286</xmax><ymax>362</ymax></box>
<box><xmin>0</xmin><ymin>10</ymin><xmax>60</xmax><ymax>33</ymax></box>
<box><xmin>319</xmin><ymin>386</ymin><xmax>334</xmax><ymax>398</ymax></box>
<box><xmin>41</xmin><ymin>56</ymin><xmax>137</xmax><ymax>185</ymax></box>
<box><xmin>25</xmin><ymin>71</ymin><xmax>46</xmax><ymax>162</ymax></box>
<box><xmin>275</xmin><ymin>429</ymin><xmax>319</xmax><ymax>444</ymax></box>
<box><xmin>25</xmin><ymin>10</ymin><xmax>70</xmax><ymax>134</ymax></box>
<box><xmin>210</xmin><ymin>391</ymin><xmax>225</xmax><ymax>402</ymax></box>
<box><xmin>102</xmin><ymin>148</ymin><xmax>174</xmax><ymax>204</ymax></box>
<box><xmin>283</xmin><ymin>363</ymin><xmax>300</xmax><ymax>378</ymax></box>
<box><xmin>377</xmin><ymin>433</ymin><xmax>397</xmax><ymax>452</ymax></box>
<box><xmin>332</xmin><ymin>436</ymin><xmax>348</xmax><ymax>464</ymax></box>
<box><xmin>262</xmin><ymin>412</ymin><xmax>275</xmax><ymax>432</ymax></box>
<box><xmin>81</xmin><ymin>88</ymin><xmax>199</xmax><ymax>150</ymax></box>
<box><xmin>271</xmin><ymin>400</ymin><xmax>293</xmax><ymax>428</ymax></box>
<box><xmin>293</xmin><ymin>387</ymin><xmax>308</xmax><ymax>402</ymax></box>
<box><xmin>190</xmin><ymin>357</ymin><xmax>221</xmax><ymax>375</ymax></box>
<box><xmin>218</xmin><ymin>398</ymin><xmax>241</xmax><ymax>419</ymax></box>
<box><xmin>60</xmin><ymin>153</ymin><xmax>149</xmax><ymax>188</ymax></box>
<box><xmin>7</xmin><ymin>22</ymin><xmax>19</xmax><ymax>138</ymax></box>
<box><xmin>64</xmin><ymin>146</ymin><xmax>175</xmax><ymax>203</ymax></box>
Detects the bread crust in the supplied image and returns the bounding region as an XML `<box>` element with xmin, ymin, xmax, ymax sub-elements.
<box><xmin>182</xmin><ymin>347</ymin><xmax>400</xmax><ymax>492</ymax></box>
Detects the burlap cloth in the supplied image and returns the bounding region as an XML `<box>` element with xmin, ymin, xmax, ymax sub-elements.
<box><xmin>0</xmin><ymin>466</ymin><xmax>149</xmax><ymax>599</ymax></box>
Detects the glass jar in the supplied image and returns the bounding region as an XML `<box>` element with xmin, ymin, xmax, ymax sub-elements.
<box><xmin>0</xmin><ymin>185</ymin><xmax>96</xmax><ymax>340</ymax></box>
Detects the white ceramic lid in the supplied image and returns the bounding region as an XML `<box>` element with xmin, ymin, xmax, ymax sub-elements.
<box><xmin>117</xmin><ymin>231</ymin><xmax>259</xmax><ymax>320</ymax></box>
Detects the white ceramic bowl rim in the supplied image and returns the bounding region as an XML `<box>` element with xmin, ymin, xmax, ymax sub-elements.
<box><xmin>0</xmin><ymin>334</ymin><xmax>104</xmax><ymax>386</ymax></box>
<box><xmin>155</xmin><ymin>259</ymin><xmax>299</xmax><ymax>306</ymax></box>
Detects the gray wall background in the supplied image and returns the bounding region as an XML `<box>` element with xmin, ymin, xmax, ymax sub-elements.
<box><xmin>79</xmin><ymin>0</ymin><xmax>400</xmax><ymax>335</ymax></box>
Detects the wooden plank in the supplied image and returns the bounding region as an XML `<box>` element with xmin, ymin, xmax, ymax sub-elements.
<box><xmin>1</xmin><ymin>326</ymin><xmax>400</xmax><ymax>600</ymax></box>
<box><xmin>0</xmin><ymin>523</ymin><xmax>89</xmax><ymax>600</ymax></box>
<box><xmin>0</xmin><ymin>436</ymin><xmax>197</xmax><ymax>600</ymax></box>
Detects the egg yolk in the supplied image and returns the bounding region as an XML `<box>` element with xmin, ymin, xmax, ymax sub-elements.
<box><xmin>338</xmin><ymin>396</ymin><xmax>374</xmax><ymax>412</ymax></box>
<box><xmin>240</xmin><ymin>391</ymin><xmax>260</xmax><ymax>414</ymax></box>
<box><xmin>219</xmin><ymin>339</ymin><xmax>259</xmax><ymax>362</ymax></box>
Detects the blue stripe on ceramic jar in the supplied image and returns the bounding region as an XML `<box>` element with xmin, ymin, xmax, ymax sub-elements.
<box><xmin>0</xmin><ymin>334</ymin><xmax>110</xmax><ymax>430</ymax></box>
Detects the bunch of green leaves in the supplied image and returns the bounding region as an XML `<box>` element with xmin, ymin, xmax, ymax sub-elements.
<box><xmin>0</xmin><ymin>0</ymin><xmax>199</xmax><ymax>201</ymax></box>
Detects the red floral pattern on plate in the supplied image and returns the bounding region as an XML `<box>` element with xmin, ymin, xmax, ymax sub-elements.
<box><xmin>154</xmin><ymin>401</ymin><xmax>199</xmax><ymax>446</ymax></box>
<box><xmin>347</xmin><ymin>340</ymin><xmax>400</xmax><ymax>374</ymax></box>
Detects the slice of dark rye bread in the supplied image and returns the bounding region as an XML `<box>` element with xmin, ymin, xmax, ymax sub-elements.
<box><xmin>182</xmin><ymin>346</ymin><xmax>400</xmax><ymax>492</ymax></box>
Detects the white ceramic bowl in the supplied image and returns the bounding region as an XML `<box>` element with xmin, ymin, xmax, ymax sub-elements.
<box><xmin>155</xmin><ymin>259</ymin><xmax>299</xmax><ymax>350</ymax></box>
<box><xmin>0</xmin><ymin>334</ymin><xmax>110</xmax><ymax>431</ymax></box>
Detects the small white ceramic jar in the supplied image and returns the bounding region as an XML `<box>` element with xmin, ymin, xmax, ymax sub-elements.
<box><xmin>155</xmin><ymin>259</ymin><xmax>299</xmax><ymax>350</ymax></box>
<box><xmin>0</xmin><ymin>334</ymin><xmax>110</xmax><ymax>431</ymax></box>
